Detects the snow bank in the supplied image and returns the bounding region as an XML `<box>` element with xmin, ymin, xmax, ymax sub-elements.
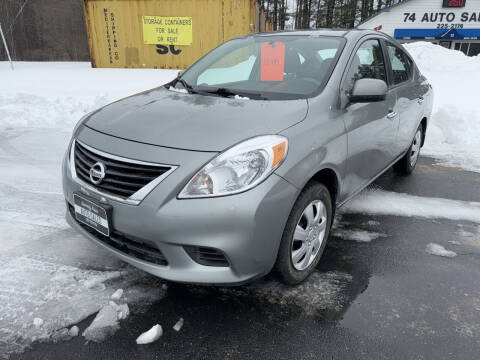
<box><xmin>426</xmin><ymin>243</ymin><xmax>457</xmax><ymax>258</ymax></box>
<box><xmin>0</xmin><ymin>62</ymin><xmax>177</xmax><ymax>130</ymax></box>
<box><xmin>343</xmin><ymin>189</ymin><xmax>480</xmax><ymax>223</ymax></box>
<box><xmin>405</xmin><ymin>42</ymin><xmax>480</xmax><ymax>172</ymax></box>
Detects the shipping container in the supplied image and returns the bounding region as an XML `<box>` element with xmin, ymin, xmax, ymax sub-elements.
<box><xmin>83</xmin><ymin>0</ymin><xmax>269</xmax><ymax>69</ymax></box>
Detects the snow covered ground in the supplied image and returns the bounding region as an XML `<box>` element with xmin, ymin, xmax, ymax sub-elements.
<box><xmin>343</xmin><ymin>189</ymin><xmax>480</xmax><ymax>223</ymax></box>
<box><xmin>0</xmin><ymin>42</ymin><xmax>479</xmax><ymax>357</ymax></box>
<box><xmin>0</xmin><ymin>64</ymin><xmax>178</xmax><ymax>357</ymax></box>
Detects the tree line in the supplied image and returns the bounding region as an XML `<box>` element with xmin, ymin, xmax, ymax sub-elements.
<box><xmin>262</xmin><ymin>0</ymin><xmax>403</xmax><ymax>30</ymax></box>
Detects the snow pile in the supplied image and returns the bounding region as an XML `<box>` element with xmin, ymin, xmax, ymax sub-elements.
<box><xmin>136</xmin><ymin>324</ymin><xmax>163</xmax><ymax>345</ymax></box>
<box><xmin>426</xmin><ymin>243</ymin><xmax>457</xmax><ymax>258</ymax></box>
<box><xmin>0</xmin><ymin>62</ymin><xmax>177</xmax><ymax>130</ymax></box>
<box><xmin>343</xmin><ymin>189</ymin><xmax>480</xmax><ymax>223</ymax></box>
<box><xmin>405</xmin><ymin>42</ymin><xmax>480</xmax><ymax>172</ymax></box>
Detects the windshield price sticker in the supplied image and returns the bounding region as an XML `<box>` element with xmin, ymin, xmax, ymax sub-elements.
<box><xmin>142</xmin><ymin>16</ymin><xmax>193</xmax><ymax>46</ymax></box>
<box><xmin>261</xmin><ymin>42</ymin><xmax>286</xmax><ymax>82</ymax></box>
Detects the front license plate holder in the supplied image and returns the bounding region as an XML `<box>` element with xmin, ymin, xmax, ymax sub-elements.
<box><xmin>73</xmin><ymin>193</ymin><xmax>111</xmax><ymax>237</ymax></box>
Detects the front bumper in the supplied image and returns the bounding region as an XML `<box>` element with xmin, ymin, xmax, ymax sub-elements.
<box><xmin>63</xmin><ymin>127</ymin><xmax>299</xmax><ymax>285</ymax></box>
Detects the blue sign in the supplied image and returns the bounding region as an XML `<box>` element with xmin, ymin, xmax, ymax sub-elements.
<box><xmin>394</xmin><ymin>28</ymin><xmax>480</xmax><ymax>40</ymax></box>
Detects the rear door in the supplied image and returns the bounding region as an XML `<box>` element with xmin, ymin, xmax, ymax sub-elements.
<box><xmin>340</xmin><ymin>38</ymin><xmax>398</xmax><ymax>200</ymax></box>
<box><xmin>384</xmin><ymin>42</ymin><xmax>424</xmax><ymax>156</ymax></box>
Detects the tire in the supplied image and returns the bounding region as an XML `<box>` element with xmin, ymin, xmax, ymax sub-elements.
<box><xmin>394</xmin><ymin>124</ymin><xmax>423</xmax><ymax>175</ymax></box>
<box><xmin>275</xmin><ymin>182</ymin><xmax>333</xmax><ymax>285</ymax></box>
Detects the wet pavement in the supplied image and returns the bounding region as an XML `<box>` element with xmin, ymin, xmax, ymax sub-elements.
<box><xmin>12</xmin><ymin>156</ymin><xmax>480</xmax><ymax>360</ymax></box>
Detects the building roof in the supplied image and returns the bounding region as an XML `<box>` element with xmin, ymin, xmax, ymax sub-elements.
<box><xmin>358</xmin><ymin>0</ymin><xmax>413</xmax><ymax>26</ymax></box>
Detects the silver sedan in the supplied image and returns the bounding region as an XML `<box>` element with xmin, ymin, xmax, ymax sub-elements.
<box><xmin>62</xmin><ymin>29</ymin><xmax>433</xmax><ymax>285</ymax></box>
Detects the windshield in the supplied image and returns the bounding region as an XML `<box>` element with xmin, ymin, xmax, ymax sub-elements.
<box><xmin>178</xmin><ymin>35</ymin><xmax>344</xmax><ymax>100</ymax></box>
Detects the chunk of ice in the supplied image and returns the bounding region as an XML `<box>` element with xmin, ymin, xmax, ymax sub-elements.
<box><xmin>83</xmin><ymin>304</ymin><xmax>122</xmax><ymax>342</ymax></box>
<box><xmin>69</xmin><ymin>326</ymin><xmax>79</xmax><ymax>337</ymax></box>
<box><xmin>136</xmin><ymin>324</ymin><xmax>163</xmax><ymax>345</ymax></box>
<box><xmin>111</xmin><ymin>289</ymin><xmax>124</xmax><ymax>301</ymax></box>
<box><xmin>173</xmin><ymin>318</ymin><xmax>184</xmax><ymax>332</ymax></box>
<box><xmin>33</xmin><ymin>318</ymin><xmax>43</xmax><ymax>329</ymax></box>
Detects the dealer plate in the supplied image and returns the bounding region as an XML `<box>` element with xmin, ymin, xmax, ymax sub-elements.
<box><xmin>73</xmin><ymin>194</ymin><xmax>110</xmax><ymax>237</ymax></box>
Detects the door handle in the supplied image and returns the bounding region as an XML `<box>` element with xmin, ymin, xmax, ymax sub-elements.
<box><xmin>417</xmin><ymin>96</ymin><xmax>424</xmax><ymax>104</ymax></box>
<box><xmin>387</xmin><ymin>111</ymin><xmax>397</xmax><ymax>119</ymax></box>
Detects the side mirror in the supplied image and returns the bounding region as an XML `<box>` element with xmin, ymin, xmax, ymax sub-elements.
<box><xmin>349</xmin><ymin>78</ymin><xmax>388</xmax><ymax>103</ymax></box>
<box><xmin>177</xmin><ymin>70</ymin><xmax>185</xmax><ymax>77</ymax></box>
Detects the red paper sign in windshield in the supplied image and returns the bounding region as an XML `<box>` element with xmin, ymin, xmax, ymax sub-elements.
<box><xmin>260</xmin><ymin>42</ymin><xmax>285</xmax><ymax>82</ymax></box>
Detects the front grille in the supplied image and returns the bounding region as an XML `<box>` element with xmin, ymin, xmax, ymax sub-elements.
<box><xmin>184</xmin><ymin>246</ymin><xmax>229</xmax><ymax>267</ymax></box>
<box><xmin>69</xmin><ymin>204</ymin><xmax>168</xmax><ymax>266</ymax></box>
<box><xmin>74</xmin><ymin>141</ymin><xmax>172</xmax><ymax>199</ymax></box>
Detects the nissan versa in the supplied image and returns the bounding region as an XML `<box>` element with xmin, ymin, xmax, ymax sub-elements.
<box><xmin>63</xmin><ymin>29</ymin><xmax>433</xmax><ymax>285</ymax></box>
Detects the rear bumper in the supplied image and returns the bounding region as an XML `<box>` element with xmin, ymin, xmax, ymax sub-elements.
<box><xmin>63</xmin><ymin>129</ymin><xmax>299</xmax><ymax>285</ymax></box>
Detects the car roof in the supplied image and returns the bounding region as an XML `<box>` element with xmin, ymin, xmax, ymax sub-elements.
<box><xmin>252</xmin><ymin>28</ymin><xmax>380</xmax><ymax>39</ymax></box>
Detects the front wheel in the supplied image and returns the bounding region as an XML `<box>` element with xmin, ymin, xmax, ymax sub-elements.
<box><xmin>275</xmin><ymin>182</ymin><xmax>333</xmax><ymax>285</ymax></box>
<box><xmin>394</xmin><ymin>124</ymin><xmax>423</xmax><ymax>175</ymax></box>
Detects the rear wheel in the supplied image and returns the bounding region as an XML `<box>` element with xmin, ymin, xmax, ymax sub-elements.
<box><xmin>275</xmin><ymin>182</ymin><xmax>333</xmax><ymax>285</ymax></box>
<box><xmin>394</xmin><ymin>124</ymin><xmax>423</xmax><ymax>175</ymax></box>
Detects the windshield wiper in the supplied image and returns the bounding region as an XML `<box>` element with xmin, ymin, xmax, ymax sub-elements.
<box><xmin>205</xmin><ymin>87</ymin><xmax>265</xmax><ymax>100</ymax></box>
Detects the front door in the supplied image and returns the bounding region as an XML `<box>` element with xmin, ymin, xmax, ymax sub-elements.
<box><xmin>385</xmin><ymin>42</ymin><xmax>424</xmax><ymax>155</ymax></box>
<box><xmin>340</xmin><ymin>38</ymin><xmax>398</xmax><ymax>200</ymax></box>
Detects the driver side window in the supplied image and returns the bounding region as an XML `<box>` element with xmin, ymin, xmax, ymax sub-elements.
<box><xmin>346</xmin><ymin>39</ymin><xmax>387</xmax><ymax>93</ymax></box>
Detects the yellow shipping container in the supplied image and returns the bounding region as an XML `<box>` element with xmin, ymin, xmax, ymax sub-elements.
<box><xmin>83</xmin><ymin>0</ymin><xmax>269</xmax><ymax>69</ymax></box>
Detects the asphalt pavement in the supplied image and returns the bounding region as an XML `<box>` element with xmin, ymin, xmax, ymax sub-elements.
<box><xmin>13</xmin><ymin>157</ymin><xmax>480</xmax><ymax>360</ymax></box>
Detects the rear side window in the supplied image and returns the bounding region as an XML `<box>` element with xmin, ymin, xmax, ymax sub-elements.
<box><xmin>346</xmin><ymin>39</ymin><xmax>387</xmax><ymax>93</ymax></box>
<box><xmin>386</xmin><ymin>44</ymin><xmax>413</xmax><ymax>85</ymax></box>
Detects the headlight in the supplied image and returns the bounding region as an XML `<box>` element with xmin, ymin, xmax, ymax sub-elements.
<box><xmin>178</xmin><ymin>135</ymin><xmax>288</xmax><ymax>198</ymax></box>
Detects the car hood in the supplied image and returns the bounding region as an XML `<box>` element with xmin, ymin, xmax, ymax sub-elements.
<box><xmin>83</xmin><ymin>87</ymin><xmax>308</xmax><ymax>152</ymax></box>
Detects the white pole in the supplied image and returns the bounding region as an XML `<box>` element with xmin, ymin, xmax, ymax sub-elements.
<box><xmin>0</xmin><ymin>23</ymin><xmax>14</xmax><ymax>70</ymax></box>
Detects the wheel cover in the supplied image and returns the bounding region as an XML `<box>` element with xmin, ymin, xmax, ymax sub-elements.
<box><xmin>291</xmin><ymin>199</ymin><xmax>328</xmax><ymax>271</ymax></box>
<box><xmin>410</xmin><ymin>129</ymin><xmax>422</xmax><ymax>167</ymax></box>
